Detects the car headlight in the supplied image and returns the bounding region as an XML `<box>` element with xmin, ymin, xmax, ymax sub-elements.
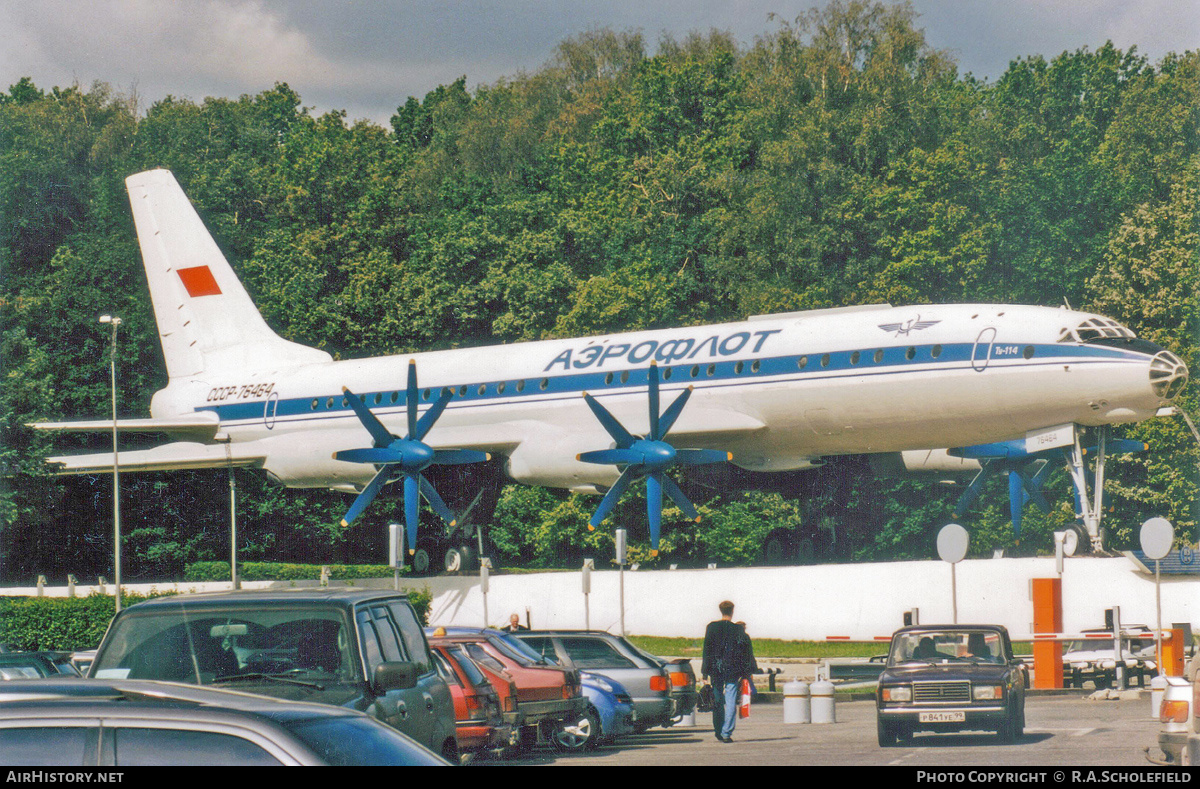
<box><xmin>881</xmin><ymin>686</ymin><xmax>911</xmax><ymax>702</ymax></box>
<box><xmin>973</xmin><ymin>685</ymin><xmax>1004</xmax><ymax>700</ymax></box>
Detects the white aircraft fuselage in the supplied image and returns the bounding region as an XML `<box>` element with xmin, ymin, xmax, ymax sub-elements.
<box><xmin>37</xmin><ymin>170</ymin><xmax>1189</xmax><ymax>555</ymax></box>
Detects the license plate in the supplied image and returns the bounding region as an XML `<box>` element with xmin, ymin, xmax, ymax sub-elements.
<box><xmin>919</xmin><ymin>711</ymin><xmax>966</xmax><ymax>723</ymax></box>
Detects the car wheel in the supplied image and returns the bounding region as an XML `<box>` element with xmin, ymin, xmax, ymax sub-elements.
<box><xmin>997</xmin><ymin>706</ymin><xmax>1018</xmax><ymax>743</ymax></box>
<box><xmin>877</xmin><ymin>716</ymin><xmax>898</xmax><ymax>747</ymax></box>
<box><xmin>553</xmin><ymin>708</ymin><xmax>600</xmax><ymax>752</ymax></box>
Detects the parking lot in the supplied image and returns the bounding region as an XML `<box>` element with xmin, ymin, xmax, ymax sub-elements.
<box><xmin>493</xmin><ymin>692</ymin><xmax>1166</xmax><ymax>767</ymax></box>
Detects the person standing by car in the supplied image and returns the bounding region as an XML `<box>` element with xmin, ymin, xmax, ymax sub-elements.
<box><xmin>504</xmin><ymin>614</ymin><xmax>528</xmax><ymax>632</ymax></box>
<box><xmin>701</xmin><ymin>601</ymin><xmax>752</xmax><ymax>743</ymax></box>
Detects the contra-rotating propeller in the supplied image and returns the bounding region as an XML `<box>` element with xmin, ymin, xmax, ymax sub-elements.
<box><xmin>334</xmin><ymin>360</ymin><xmax>490</xmax><ymax>553</ymax></box>
<box><xmin>950</xmin><ymin>437</ymin><xmax>1146</xmax><ymax>536</ymax></box>
<box><xmin>577</xmin><ymin>361</ymin><xmax>731</xmax><ymax>555</ymax></box>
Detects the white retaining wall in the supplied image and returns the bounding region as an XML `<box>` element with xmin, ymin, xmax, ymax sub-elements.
<box><xmin>6</xmin><ymin>557</ymin><xmax>1196</xmax><ymax>641</ymax></box>
<box><xmin>419</xmin><ymin>556</ymin><xmax>1198</xmax><ymax>640</ymax></box>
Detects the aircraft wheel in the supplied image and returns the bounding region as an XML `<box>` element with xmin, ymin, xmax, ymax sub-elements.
<box><xmin>761</xmin><ymin>529</ymin><xmax>797</xmax><ymax>565</ymax></box>
<box><xmin>411</xmin><ymin>542</ymin><xmax>435</xmax><ymax>576</ymax></box>
<box><xmin>443</xmin><ymin>544</ymin><xmax>479</xmax><ymax>573</ymax></box>
<box><xmin>1062</xmin><ymin>524</ymin><xmax>1088</xmax><ymax>557</ymax></box>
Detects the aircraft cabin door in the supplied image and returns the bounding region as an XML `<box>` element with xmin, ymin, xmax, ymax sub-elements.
<box><xmin>264</xmin><ymin>392</ymin><xmax>280</xmax><ymax>429</ymax></box>
<box><xmin>971</xmin><ymin>327</ymin><xmax>997</xmax><ymax>372</ymax></box>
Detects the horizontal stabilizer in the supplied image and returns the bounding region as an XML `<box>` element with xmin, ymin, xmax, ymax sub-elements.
<box><xmin>46</xmin><ymin>442</ymin><xmax>264</xmax><ymax>475</ymax></box>
<box><xmin>28</xmin><ymin>413</ymin><xmax>221</xmax><ymax>440</ymax></box>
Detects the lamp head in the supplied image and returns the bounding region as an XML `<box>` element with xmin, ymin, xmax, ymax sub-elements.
<box><xmin>99</xmin><ymin>315</ymin><xmax>122</xmax><ymax>326</ymax></box>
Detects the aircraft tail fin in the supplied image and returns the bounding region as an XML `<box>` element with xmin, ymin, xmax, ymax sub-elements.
<box><xmin>126</xmin><ymin>169</ymin><xmax>331</xmax><ymax>379</ymax></box>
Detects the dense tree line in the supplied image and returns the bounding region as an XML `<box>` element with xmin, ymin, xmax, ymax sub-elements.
<box><xmin>2</xmin><ymin>2</ymin><xmax>1197</xmax><ymax>581</ymax></box>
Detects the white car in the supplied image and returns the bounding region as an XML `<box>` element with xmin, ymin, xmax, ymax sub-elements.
<box><xmin>1062</xmin><ymin>626</ymin><xmax>1157</xmax><ymax>689</ymax></box>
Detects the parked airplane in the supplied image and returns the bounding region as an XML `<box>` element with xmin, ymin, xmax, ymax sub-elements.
<box><xmin>32</xmin><ymin>169</ymin><xmax>1190</xmax><ymax>569</ymax></box>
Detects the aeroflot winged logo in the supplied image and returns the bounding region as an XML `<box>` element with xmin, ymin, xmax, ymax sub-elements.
<box><xmin>176</xmin><ymin>265</ymin><xmax>222</xmax><ymax>297</ymax></box>
<box><xmin>878</xmin><ymin>316</ymin><xmax>940</xmax><ymax>337</ymax></box>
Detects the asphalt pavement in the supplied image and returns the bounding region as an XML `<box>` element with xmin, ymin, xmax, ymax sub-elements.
<box><xmin>492</xmin><ymin>690</ymin><xmax>1175</xmax><ymax>767</ymax></box>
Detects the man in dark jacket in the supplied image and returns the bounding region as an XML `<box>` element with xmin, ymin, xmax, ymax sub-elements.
<box><xmin>701</xmin><ymin>600</ymin><xmax>752</xmax><ymax>742</ymax></box>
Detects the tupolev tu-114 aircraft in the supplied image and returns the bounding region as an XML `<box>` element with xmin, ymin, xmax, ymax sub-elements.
<box><xmin>32</xmin><ymin>169</ymin><xmax>1190</xmax><ymax>569</ymax></box>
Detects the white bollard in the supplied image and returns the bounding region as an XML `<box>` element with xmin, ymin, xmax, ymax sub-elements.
<box><xmin>810</xmin><ymin>678</ymin><xmax>836</xmax><ymax>723</ymax></box>
<box><xmin>1150</xmin><ymin>675</ymin><xmax>1167</xmax><ymax>719</ymax></box>
<box><xmin>783</xmin><ymin>679</ymin><xmax>810</xmax><ymax>724</ymax></box>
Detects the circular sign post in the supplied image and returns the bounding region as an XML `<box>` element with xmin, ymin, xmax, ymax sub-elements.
<box><xmin>937</xmin><ymin>524</ymin><xmax>970</xmax><ymax>624</ymax></box>
<box><xmin>1140</xmin><ymin>517</ymin><xmax>1174</xmax><ymax>676</ymax></box>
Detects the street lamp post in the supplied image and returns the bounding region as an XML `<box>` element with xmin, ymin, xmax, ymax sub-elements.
<box><xmin>99</xmin><ymin>315</ymin><xmax>122</xmax><ymax>612</ymax></box>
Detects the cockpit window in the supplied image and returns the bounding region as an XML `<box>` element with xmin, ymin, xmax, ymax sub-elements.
<box><xmin>1058</xmin><ymin>318</ymin><xmax>1136</xmax><ymax>343</ymax></box>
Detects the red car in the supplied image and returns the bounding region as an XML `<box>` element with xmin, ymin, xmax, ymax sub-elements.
<box><xmin>431</xmin><ymin>643</ymin><xmax>516</xmax><ymax>757</ymax></box>
<box><xmin>428</xmin><ymin>627</ymin><xmax>585</xmax><ymax>749</ymax></box>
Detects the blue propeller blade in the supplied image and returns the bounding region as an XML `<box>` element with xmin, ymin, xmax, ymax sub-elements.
<box><xmin>406</xmin><ymin>361</ymin><xmax>419</xmax><ymax>438</ymax></box>
<box><xmin>341</xmin><ymin>467</ymin><xmax>395</xmax><ymax>527</ymax></box>
<box><xmin>404</xmin><ymin>474</ymin><xmax>420</xmax><ymax>551</ymax></box>
<box><xmin>414</xmin><ymin>389</ymin><xmax>453</xmax><ymax>441</ymax></box>
<box><xmin>335</xmin><ymin>361</ymin><xmax>490</xmax><ymax>539</ymax></box>
<box><xmin>334</xmin><ymin>447</ymin><xmax>405</xmax><ymax>464</ymax></box>
<box><xmin>657</xmin><ymin>387</ymin><xmax>693</xmax><ymax>439</ymax></box>
<box><xmin>578</xmin><ymin>448</ymin><xmax>645</xmax><ymax>466</ymax></box>
<box><xmin>582</xmin><ymin>393</ymin><xmax>637</xmax><ymax>447</ymax></box>
<box><xmin>588</xmin><ymin>469</ymin><xmax>637</xmax><ymax>530</ymax></box>
<box><xmin>648</xmin><ymin>362</ymin><xmax>661</xmax><ymax>440</ymax></box>
<box><xmin>660</xmin><ymin>474</ymin><xmax>700</xmax><ymax>522</ymax></box>
<box><xmin>579</xmin><ymin>364</ymin><xmax>730</xmax><ymax>552</ymax></box>
<box><xmin>674</xmin><ymin>448</ymin><xmax>733</xmax><ymax>466</ymax></box>
<box><xmin>420</xmin><ymin>475</ymin><xmax>457</xmax><ymax>529</ymax></box>
<box><xmin>646</xmin><ymin>474</ymin><xmax>663</xmax><ymax>554</ymax></box>
<box><xmin>342</xmin><ymin>387</ymin><xmax>395</xmax><ymax>447</ymax></box>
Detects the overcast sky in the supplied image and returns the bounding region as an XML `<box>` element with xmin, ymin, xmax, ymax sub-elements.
<box><xmin>2</xmin><ymin>1</ymin><xmax>1197</xmax><ymax>127</ymax></box>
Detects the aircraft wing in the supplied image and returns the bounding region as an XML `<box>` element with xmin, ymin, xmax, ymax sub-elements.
<box><xmin>45</xmin><ymin>441</ymin><xmax>263</xmax><ymax>475</ymax></box>
<box><xmin>29</xmin><ymin>413</ymin><xmax>221</xmax><ymax>441</ymax></box>
<box><xmin>655</xmin><ymin>406</ymin><xmax>766</xmax><ymax>442</ymax></box>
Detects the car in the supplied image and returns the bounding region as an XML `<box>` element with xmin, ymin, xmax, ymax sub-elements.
<box><xmin>1188</xmin><ymin>655</ymin><xmax>1200</xmax><ymax>766</ymax></box>
<box><xmin>1152</xmin><ymin>654</ymin><xmax>1197</xmax><ymax>766</ymax></box>
<box><xmin>87</xmin><ymin>588</ymin><xmax>458</xmax><ymax>761</ymax></box>
<box><xmin>0</xmin><ymin>651</ymin><xmax>82</xmax><ymax>679</ymax></box>
<box><xmin>0</xmin><ymin>678</ymin><xmax>448</xmax><ymax>766</ymax></box>
<box><xmin>427</xmin><ymin>627</ymin><xmax>585</xmax><ymax>749</ymax></box>
<box><xmin>513</xmin><ymin>630</ymin><xmax>686</xmax><ymax>731</ymax></box>
<box><xmin>430</xmin><ymin>642</ymin><xmax>516</xmax><ymax>757</ymax></box>
<box><xmin>876</xmin><ymin>624</ymin><xmax>1027</xmax><ymax>746</ymax></box>
<box><xmin>552</xmin><ymin>671</ymin><xmax>636</xmax><ymax>752</ymax></box>
<box><xmin>1062</xmin><ymin>625</ymin><xmax>1158</xmax><ymax>688</ymax></box>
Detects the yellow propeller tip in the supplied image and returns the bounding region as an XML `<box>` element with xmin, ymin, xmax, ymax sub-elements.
<box><xmin>694</xmin><ymin>516</ymin><xmax>702</xmax><ymax>523</ymax></box>
<box><xmin>650</xmin><ymin>549</ymin><xmax>659</xmax><ymax>557</ymax></box>
<box><xmin>339</xmin><ymin>520</ymin><xmax>349</xmax><ymax>528</ymax></box>
<box><xmin>726</xmin><ymin>452</ymin><xmax>733</xmax><ymax>460</ymax></box>
<box><xmin>450</xmin><ymin>520</ymin><xmax>457</xmax><ymax>528</ymax></box>
<box><xmin>587</xmin><ymin>525</ymin><xmax>595</xmax><ymax>532</ymax></box>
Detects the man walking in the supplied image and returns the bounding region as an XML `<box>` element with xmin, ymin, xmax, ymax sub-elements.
<box><xmin>701</xmin><ymin>600</ymin><xmax>752</xmax><ymax>743</ymax></box>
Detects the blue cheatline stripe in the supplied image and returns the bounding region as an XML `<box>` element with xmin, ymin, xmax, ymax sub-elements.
<box><xmin>196</xmin><ymin>342</ymin><xmax>1147</xmax><ymax>428</ymax></box>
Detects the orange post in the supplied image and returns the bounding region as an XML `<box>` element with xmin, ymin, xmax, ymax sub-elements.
<box><xmin>1160</xmin><ymin>628</ymin><xmax>1185</xmax><ymax>676</ymax></box>
<box><xmin>1031</xmin><ymin>578</ymin><xmax>1064</xmax><ymax>689</ymax></box>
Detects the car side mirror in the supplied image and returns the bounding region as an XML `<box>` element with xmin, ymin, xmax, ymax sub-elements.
<box><xmin>373</xmin><ymin>661</ymin><xmax>419</xmax><ymax>693</ymax></box>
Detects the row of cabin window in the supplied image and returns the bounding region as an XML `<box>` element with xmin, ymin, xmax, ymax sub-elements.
<box><xmin>308</xmin><ymin>344</ymin><xmax>1034</xmax><ymax>410</ymax></box>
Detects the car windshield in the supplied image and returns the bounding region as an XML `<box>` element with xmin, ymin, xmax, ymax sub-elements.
<box><xmin>489</xmin><ymin>634</ymin><xmax>552</xmax><ymax>666</ymax></box>
<box><xmin>890</xmin><ymin>630</ymin><xmax>1004</xmax><ymax>665</ymax></box>
<box><xmin>92</xmin><ymin>606</ymin><xmax>360</xmax><ymax>685</ymax></box>
<box><xmin>445</xmin><ymin>646</ymin><xmax>489</xmax><ymax>688</ymax></box>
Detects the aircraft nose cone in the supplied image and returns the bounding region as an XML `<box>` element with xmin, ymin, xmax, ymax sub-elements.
<box><xmin>1149</xmin><ymin>350</ymin><xmax>1188</xmax><ymax>401</ymax></box>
